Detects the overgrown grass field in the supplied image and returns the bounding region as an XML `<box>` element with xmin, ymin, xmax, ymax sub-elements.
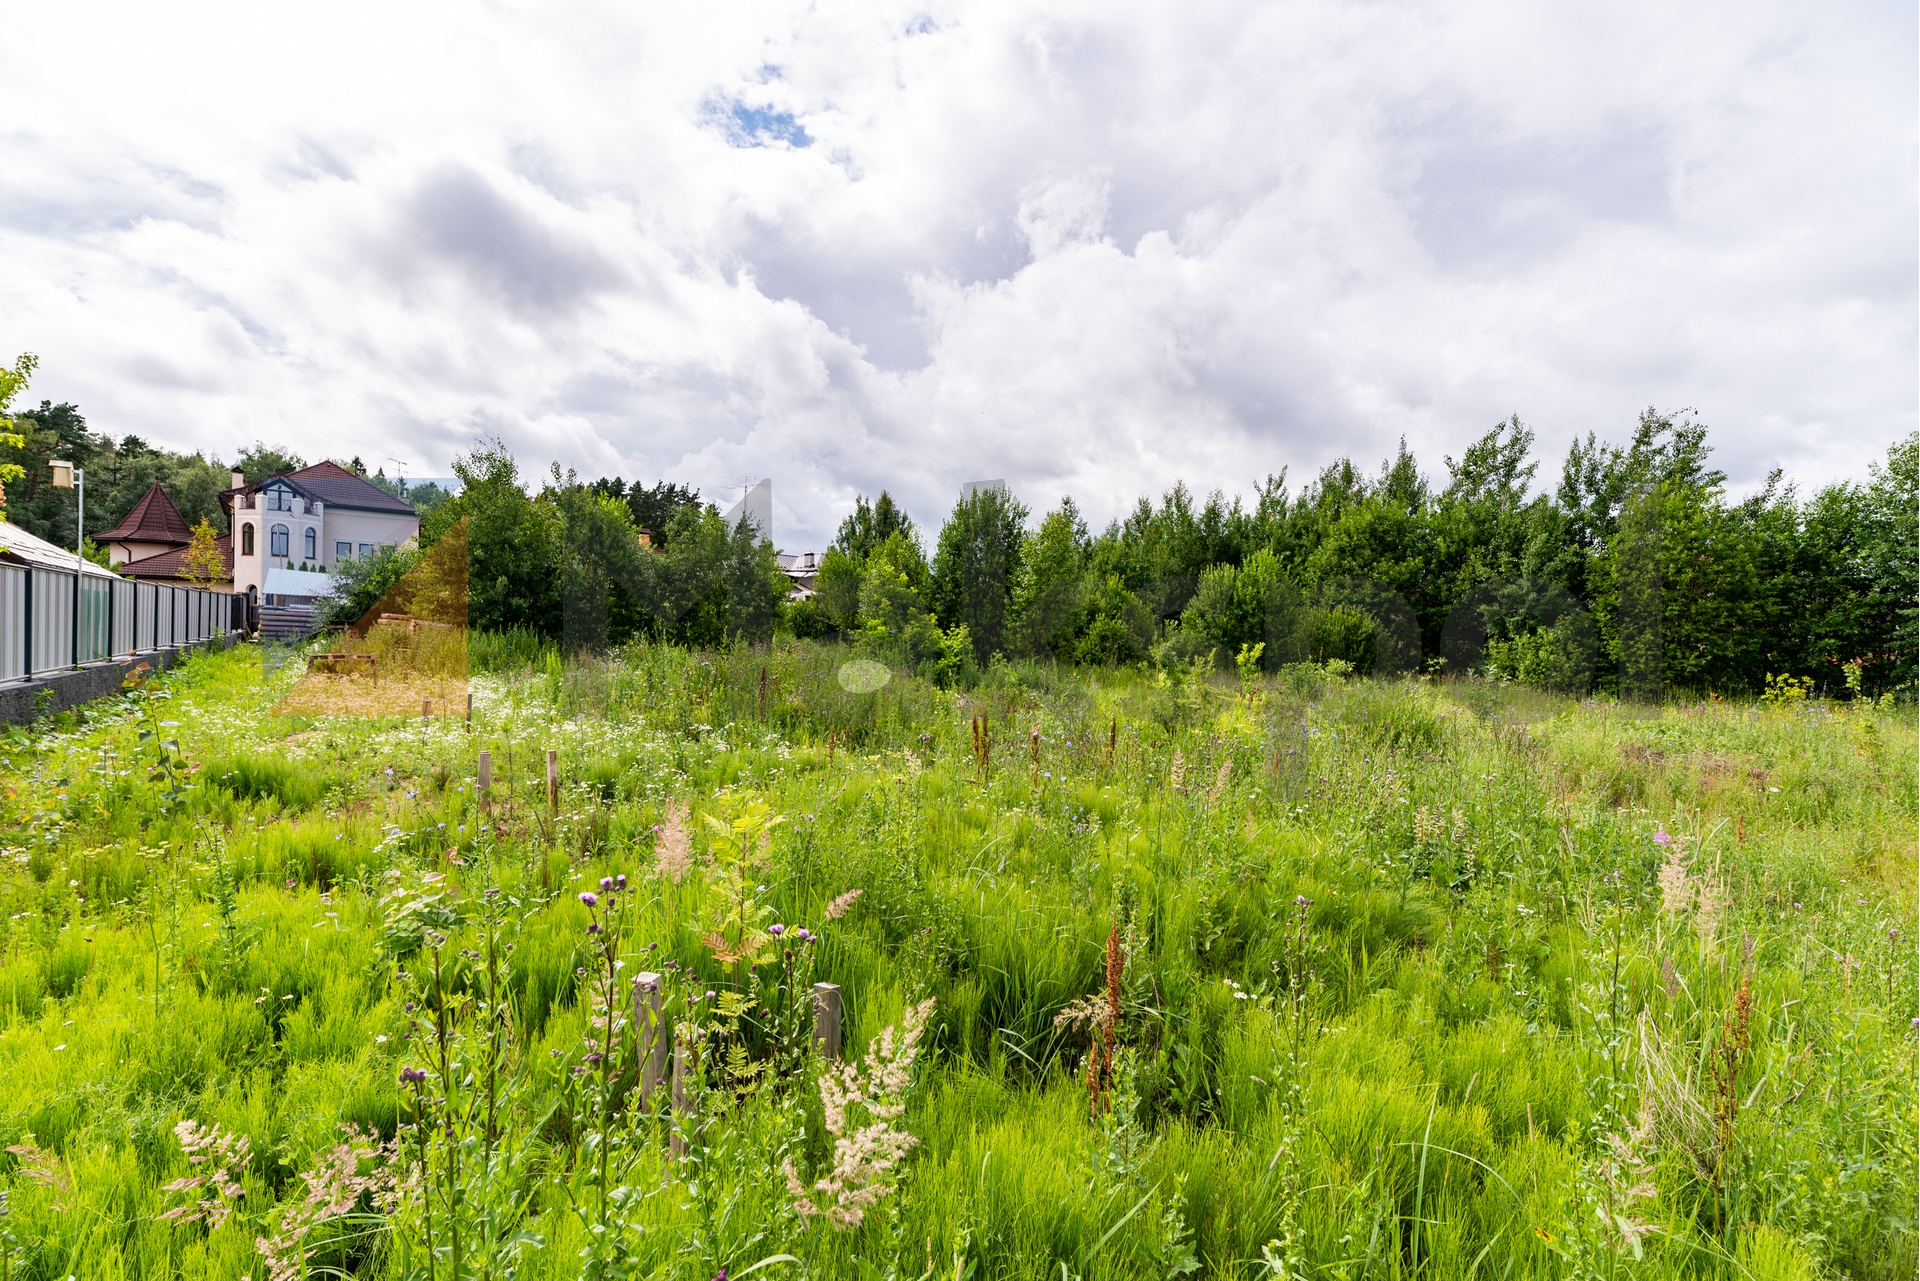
<box><xmin>0</xmin><ymin>640</ymin><xmax>1911</xmax><ymax>1280</ymax></box>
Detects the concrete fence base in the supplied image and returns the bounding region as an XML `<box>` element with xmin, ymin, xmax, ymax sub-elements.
<box><xmin>0</xmin><ymin>631</ymin><xmax>244</xmax><ymax>726</ymax></box>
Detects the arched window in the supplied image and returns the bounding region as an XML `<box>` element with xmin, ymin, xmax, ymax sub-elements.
<box><xmin>270</xmin><ymin>524</ymin><xmax>289</xmax><ymax>557</ymax></box>
<box><xmin>241</xmin><ymin>523</ymin><xmax>254</xmax><ymax>555</ymax></box>
<box><xmin>303</xmin><ymin>527</ymin><xmax>316</xmax><ymax>559</ymax></box>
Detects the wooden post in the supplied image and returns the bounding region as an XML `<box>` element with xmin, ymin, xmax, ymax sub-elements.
<box><xmin>477</xmin><ymin>750</ymin><xmax>492</xmax><ymax>805</ymax></box>
<box><xmin>634</xmin><ymin>973</ymin><xmax>667</xmax><ymax>1102</ymax></box>
<box><xmin>546</xmin><ymin>749</ymin><xmax>559</xmax><ymax>808</ymax></box>
<box><xmin>670</xmin><ymin>1033</ymin><xmax>691</xmax><ymax>1157</ymax></box>
<box><xmin>422</xmin><ymin>696</ymin><xmax>431</xmax><ymax>725</ymax></box>
<box><xmin>465</xmin><ymin>692</ymin><xmax>473</xmax><ymax>729</ymax></box>
<box><xmin>812</xmin><ymin>982</ymin><xmax>842</xmax><ymax>1060</ymax></box>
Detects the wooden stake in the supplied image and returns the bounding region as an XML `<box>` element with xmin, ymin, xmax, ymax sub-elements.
<box><xmin>422</xmin><ymin>696</ymin><xmax>431</xmax><ymax>725</ymax></box>
<box><xmin>546</xmin><ymin>748</ymin><xmax>559</xmax><ymax>808</ymax></box>
<box><xmin>465</xmin><ymin>692</ymin><xmax>473</xmax><ymax>729</ymax></box>
<box><xmin>634</xmin><ymin>973</ymin><xmax>666</xmax><ymax>1102</ymax></box>
<box><xmin>477</xmin><ymin>750</ymin><xmax>492</xmax><ymax>804</ymax></box>
<box><xmin>812</xmin><ymin>982</ymin><xmax>842</xmax><ymax>1060</ymax></box>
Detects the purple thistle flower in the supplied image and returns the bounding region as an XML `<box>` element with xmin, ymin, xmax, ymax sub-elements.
<box><xmin>399</xmin><ymin>1066</ymin><xmax>427</xmax><ymax>1084</ymax></box>
<box><xmin>587</xmin><ymin>922</ymin><xmax>601</xmax><ymax>934</ymax></box>
<box><xmin>616</xmin><ymin>874</ymin><xmax>628</xmax><ymax>891</ymax></box>
<box><xmin>795</xmin><ymin>928</ymin><xmax>810</xmax><ymax>942</ymax></box>
<box><xmin>769</xmin><ymin>924</ymin><xmax>784</xmax><ymax>936</ymax></box>
<box><xmin>705</xmin><ymin>990</ymin><xmax>716</xmax><ymax>1001</ymax></box>
<box><xmin>600</xmin><ymin>876</ymin><xmax>615</xmax><ymax>892</ymax></box>
<box><xmin>1653</xmin><ymin>827</ymin><xmax>1673</xmax><ymax>847</ymax></box>
<box><xmin>579</xmin><ymin>891</ymin><xmax>598</xmax><ymax>907</ymax></box>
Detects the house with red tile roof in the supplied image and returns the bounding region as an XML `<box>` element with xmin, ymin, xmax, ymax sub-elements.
<box><xmin>97</xmin><ymin>483</ymin><xmax>195</xmax><ymax>567</ymax></box>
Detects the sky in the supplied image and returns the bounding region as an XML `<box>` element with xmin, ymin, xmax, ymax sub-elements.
<box><xmin>1</xmin><ymin>0</ymin><xmax>1913</xmax><ymax>550</ymax></box>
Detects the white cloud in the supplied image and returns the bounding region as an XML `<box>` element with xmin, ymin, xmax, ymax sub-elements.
<box><xmin>0</xmin><ymin>0</ymin><xmax>1910</xmax><ymax>549</ymax></box>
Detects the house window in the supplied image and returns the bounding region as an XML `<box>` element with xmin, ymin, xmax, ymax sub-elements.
<box><xmin>265</xmin><ymin>484</ymin><xmax>293</xmax><ymax>512</ymax></box>
<box><xmin>336</xmin><ymin>541</ymin><xmax>352</xmax><ymax>561</ymax></box>
<box><xmin>270</xmin><ymin>524</ymin><xmax>289</xmax><ymax>557</ymax></box>
<box><xmin>303</xmin><ymin>528</ymin><xmax>316</xmax><ymax>559</ymax></box>
<box><xmin>358</xmin><ymin>543</ymin><xmax>373</xmax><ymax>557</ymax></box>
<box><xmin>241</xmin><ymin>523</ymin><xmax>255</xmax><ymax>556</ymax></box>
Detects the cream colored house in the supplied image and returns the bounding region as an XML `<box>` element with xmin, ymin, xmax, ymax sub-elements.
<box><xmin>221</xmin><ymin>462</ymin><xmax>419</xmax><ymax>606</ymax></box>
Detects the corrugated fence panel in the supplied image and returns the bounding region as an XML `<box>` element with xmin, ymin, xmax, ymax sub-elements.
<box><xmin>0</xmin><ymin>566</ymin><xmax>21</xmax><ymax>680</ymax></box>
<box><xmin>30</xmin><ymin>571</ymin><xmax>72</xmax><ymax>676</ymax></box>
<box><xmin>1</xmin><ymin>567</ymin><xmax>240</xmax><ymax>683</ymax></box>
<box><xmin>111</xmin><ymin>579</ymin><xmax>135</xmax><ymax>657</ymax></box>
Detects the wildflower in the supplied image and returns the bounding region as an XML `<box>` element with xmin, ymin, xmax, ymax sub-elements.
<box><xmin>600</xmin><ymin>876</ymin><xmax>615</xmax><ymax>892</ymax></box>
<box><xmin>653</xmin><ymin>799</ymin><xmax>694</xmax><ymax>883</ymax></box>
<box><xmin>1694</xmin><ymin>878</ymin><xmax>1727</xmax><ymax>943</ymax></box>
<box><xmin>705</xmin><ymin>990</ymin><xmax>716</xmax><ymax>1001</ymax></box>
<box><xmin>616</xmin><ymin>874</ymin><xmax>628</xmax><ymax>891</ymax></box>
<box><xmin>1652</xmin><ymin>827</ymin><xmax>1673</xmax><ymax>847</ymax></box>
<box><xmin>770</xmin><ymin>924</ymin><xmax>784</xmax><ymax>936</ymax></box>
<box><xmin>825</xmin><ymin>889</ymin><xmax>863</xmax><ymax>920</ymax></box>
<box><xmin>1656</xmin><ymin>837</ymin><xmax>1691</xmax><ymax>916</ymax></box>
<box><xmin>786</xmin><ymin>998</ymin><xmax>936</xmax><ymax>1230</ymax></box>
<box><xmin>578</xmin><ymin>891</ymin><xmax>598</xmax><ymax>907</ymax></box>
<box><xmin>399</xmin><ymin>1067</ymin><xmax>427</xmax><ymax>1084</ymax></box>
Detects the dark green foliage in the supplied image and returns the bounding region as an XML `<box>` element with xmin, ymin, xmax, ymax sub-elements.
<box><xmin>930</xmin><ymin>486</ymin><xmax>1029</xmax><ymax>664</ymax></box>
<box><xmin>236</xmin><ymin>443</ymin><xmax>308</xmax><ymax>483</ymax></box>
<box><xmin>424</xmin><ymin>440</ymin><xmax>563</xmax><ymax>638</ymax></box>
<box><xmin>0</xmin><ymin>405</ymin><xmax>248</xmax><ymax>547</ymax></box>
<box><xmin>833</xmin><ymin>490</ymin><xmax>916</xmax><ymax>562</ymax></box>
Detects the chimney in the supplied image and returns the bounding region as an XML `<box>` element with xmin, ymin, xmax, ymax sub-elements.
<box><xmin>231</xmin><ymin>470</ymin><xmax>245</xmax><ymax>490</ymax></box>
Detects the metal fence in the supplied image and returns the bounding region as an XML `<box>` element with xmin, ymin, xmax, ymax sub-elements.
<box><xmin>0</xmin><ymin>564</ymin><xmax>246</xmax><ymax>682</ymax></box>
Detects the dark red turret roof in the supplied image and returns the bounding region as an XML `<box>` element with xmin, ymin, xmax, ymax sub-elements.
<box><xmin>97</xmin><ymin>483</ymin><xmax>194</xmax><ymax>547</ymax></box>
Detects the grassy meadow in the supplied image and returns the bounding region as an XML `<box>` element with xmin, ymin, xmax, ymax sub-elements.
<box><xmin>0</xmin><ymin>639</ymin><xmax>1911</xmax><ymax>1280</ymax></box>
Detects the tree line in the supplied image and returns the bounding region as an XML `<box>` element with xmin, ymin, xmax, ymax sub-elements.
<box><xmin>0</xmin><ymin>383</ymin><xmax>448</xmax><ymax>555</ymax></box>
<box><xmin>330</xmin><ymin>413</ymin><xmax>1914</xmax><ymax>700</ymax></box>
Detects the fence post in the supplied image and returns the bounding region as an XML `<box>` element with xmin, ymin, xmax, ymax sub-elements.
<box><xmin>812</xmin><ymin>982</ymin><xmax>842</xmax><ymax>1060</ymax></box>
<box><xmin>477</xmin><ymin>750</ymin><xmax>492</xmax><ymax>805</ymax></box>
<box><xmin>634</xmin><ymin>973</ymin><xmax>666</xmax><ymax>1102</ymax></box>
<box><xmin>465</xmin><ymin>692</ymin><xmax>473</xmax><ymax>730</ymax></box>
<box><xmin>546</xmin><ymin>749</ymin><xmax>559</xmax><ymax>808</ymax></box>
<box><xmin>422</xmin><ymin>697</ymin><xmax>431</xmax><ymax>726</ymax></box>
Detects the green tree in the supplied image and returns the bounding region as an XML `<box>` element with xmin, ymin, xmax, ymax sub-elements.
<box><xmin>0</xmin><ymin>353</ymin><xmax>35</xmax><ymax>520</ymax></box>
<box><xmin>1011</xmin><ymin>498</ymin><xmax>1090</xmax><ymax>658</ymax></box>
<box><xmin>236</xmin><ymin>442</ymin><xmax>307</xmax><ymax>483</ymax></box>
<box><xmin>930</xmin><ymin>486</ymin><xmax>1028</xmax><ymax>664</ymax></box>
<box><xmin>424</xmin><ymin>439</ymin><xmax>561</xmax><ymax>637</ymax></box>
<box><xmin>813</xmin><ymin>548</ymin><xmax>864</xmax><ymax>632</ymax></box>
<box><xmin>177</xmin><ymin>518</ymin><xmax>227</xmax><ymax>586</ymax></box>
<box><xmin>834</xmin><ymin>491</ymin><xmax>916</xmax><ymax>562</ymax></box>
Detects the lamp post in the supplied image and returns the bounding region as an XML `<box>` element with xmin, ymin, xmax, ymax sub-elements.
<box><xmin>50</xmin><ymin>460</ymin><xmax>82</xmax><ymax>666</ymax></box>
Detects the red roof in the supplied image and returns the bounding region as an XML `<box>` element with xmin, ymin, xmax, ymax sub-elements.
<box><xmin>97</xmin><ymin>483</ymin><xmax>194</xmax><ymax>547</ymax></box>
<box><xmin>121</xmin><ymin>532</ymin><xmax>233</xmax><ymax>582</ymax></box>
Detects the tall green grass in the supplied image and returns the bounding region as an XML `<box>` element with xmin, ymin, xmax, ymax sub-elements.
<box><xmin>0</xmin><ymin>640</ymin><xmax>1909</xmax><ymax>1279</ymax></box>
